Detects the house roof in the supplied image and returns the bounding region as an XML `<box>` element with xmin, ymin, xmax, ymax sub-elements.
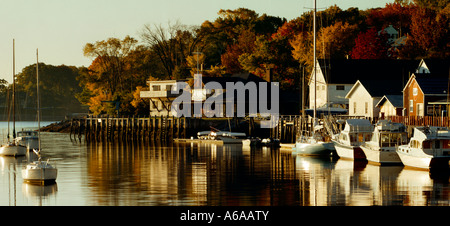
<box><xmin>346</xmin><ymin>79</ymin><xmax>403</xmax><ymax>99</ymax></box>
<box><xmin>414</xmin><ymin>73</ymin><xmax>449</xmax><ymax>95</ymax></box>
<box><xmin>417</xmin><ymin>59</ymin><xmax>450</xmax><ymax>74</ymax></box>
<box><xmin>317</xmin><ymin>59</ymin><xmax>419</xmax><ymax>85</ymax></box>
<box><xmin>376</xmin><ymin>95</ymin><xmax>403</xmax><ymax>108</ymax></box>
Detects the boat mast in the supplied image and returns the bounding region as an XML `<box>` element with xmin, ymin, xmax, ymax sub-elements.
<box><xmin>313</xmin><ymin>0</ymin><xmax>317</xmax><ymax>121</ymax></box>
<box><xmin>37</xmin><ymin>49</ymin><xmax>41</xmax><ymax>152</ymax></box>
<box><xmin>12</xmin><ymin>39</ymin><xmax>16</xmax><ymax>139</ymax></box>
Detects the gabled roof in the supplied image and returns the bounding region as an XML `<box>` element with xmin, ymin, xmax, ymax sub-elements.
<box><xmin>416</xmin><ymin>59</ymin><xmax>450</xmax><ymax>74</ymax></box>
<box><xmin>376</xmin><ymin>95</ymin><xmax>403</xmax><ymax>108</ymax></box>
<box><xmin>415</xmin><ymin>74</ymin><xmax>449</xmax><ymax>95</ymax></box>
<box><xmin>346</xmin><ymin>79</ymin><xmax>403</xmax><ymax>99</ymax></box>
<box><xmin>403</xmin><ymin>73</ymin><xmax>449</xmax><ymax>95</ymax></box>
<box><xmin>317</xmin><ymin>59</ymin><xmax>419</xmax><ymax>85</ymax></box>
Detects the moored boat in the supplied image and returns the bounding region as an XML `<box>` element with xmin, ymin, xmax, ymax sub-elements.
<box><xmin>360</xmin><ymin>120</ymin><xmax>408</xmax><ymax>165</ymax></box>
<box><xmin>0</xmin><ymin>39</ymin><xmax>27</xmax><ymax>157</ymax></box>
<box><xmin>15</xmin><ymin>130</ymin><xmax>39</xmax><ymax>150</ymax></box>
<box><xmin>22</xmin><ymin>49</ymin><xmax>57</xmax><ymax>184</ymax></box>
<box><xmin>22</xmin><ymin>157</ymin><xmax>58</xmax><ymax>184</ymax></box>
<box><xmin>0</xmin><ymin>141</ymin><xmax>27</xmax><ymax>156</ymax></box>
<box><xmin>197</xmin><ymin>130</ymin><xmax>247</xmax><ymax>144</ymax></box>
<box><xmin>332</xmin><ymin>119</ymin><xmax>373</xmax><ymax>160</ymax></box>
<box><xmin>294</xmin><ymin>131</ymin><xmax>334</xmax><ymax>156</ymax></box>
<box><xmin>397</xmin><ymin>126</ymin><xmax>450</xmax><ymax>170</ymax></box>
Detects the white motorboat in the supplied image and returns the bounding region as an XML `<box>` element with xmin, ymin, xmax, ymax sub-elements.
<box><xmin>332</xmin><ymin>119</ymin><xmax>373</xmax><ymax>160</ymax></box>
<box><xmin>197</xmin><ymin>130</ymin><xmax>247</xmax><ymax>144</ymax></box>
<box><xmin>397</xmin><ymin>126</ymin><xmax>450</xmax><ymax>170</ymax></box>
<box><xmin>22</xmin><ymin>49</ymin><xmax>57</xmax><ymax>184</ymax></box>
<box><xmin>360</xmin><ymin>120</ymin><xmax>408</xmax><ymax>165</ymax></box>
<box><xmin>15</xmin><ymin>130</ymin><xmax>39</xmax><ymax>150</ymax></box>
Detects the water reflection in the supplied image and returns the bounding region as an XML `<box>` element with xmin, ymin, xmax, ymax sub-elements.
<box><xmin>295</xmin><ymin>156</ymin><xmax>450</xmax><ymax>206</ymax></box>
<box><xmin>1</xmin><ymin>132</ymin><xmax>449</xmax><ymax>206</ymax></box>
<box><xmin>83</xmin><ymin>142</ymin><xmax>298</xmax><ymax>206</ymax></box>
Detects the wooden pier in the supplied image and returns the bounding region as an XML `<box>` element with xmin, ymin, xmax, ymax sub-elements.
<box><xmin>70</xmin><ymin>115</ymin><xmax>268</xmax><ymax>143</ymax></box>
<box><xmin>69</xmin><ymin>115</ymin><xmax>317</xmax><ymax>143</ymax></box>
<box><xmin>70</xmin><ymin>115</ymin><xmax>189</xmax><ymax>142</ymax></box>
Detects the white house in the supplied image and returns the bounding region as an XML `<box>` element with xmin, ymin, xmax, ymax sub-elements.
<box><xmin>139</xmin><ymin>80</ymin><xmax>185</xmax><ymax>117</ymax></box>
<box><xmin>376</xmin><ymin>95</ymin><xmax>403</xmax><ymax>118</ymax></box>
<box><xmin>346</xmin><ymin>79</ymin><xmax>404</xmax><ymax>119</ymax></box>
<box><xmin>308</xmin><ymin>59</ymin><xmax>418</xmax><ymax>112</ymax></box>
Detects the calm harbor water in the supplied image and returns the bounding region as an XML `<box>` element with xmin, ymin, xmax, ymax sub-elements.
<box><xmin>0</xmin><ymin>122</ymin><xmax>449</xmax><ymax>206</ymax></box>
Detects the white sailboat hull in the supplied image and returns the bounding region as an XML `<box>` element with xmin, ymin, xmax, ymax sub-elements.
<box><xmin>22</xmin><ymin>168</ymin><xmax>57</xmax><ymax>182</ymax></box>
<box><xmin>295</xmin><ymin>141</ymin><xmax>333</xmax><ymax>156</ymax></box>
<box><xmin>0</xmin><ymin>144</ymin><xmax>27</xmax><ymax>156</ymax></box>
<box><xmin>22</xmin><ymin>161</ymin><xmax>58</xmax><ymax>183</ymax></box>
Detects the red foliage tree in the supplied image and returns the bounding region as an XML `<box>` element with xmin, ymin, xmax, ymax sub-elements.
<box><xmin>350</xmin><ymin>28</ymin><xmax>390</xmax><ymax>59</ymax></box>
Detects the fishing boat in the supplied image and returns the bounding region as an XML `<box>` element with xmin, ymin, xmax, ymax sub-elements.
<box><xmin>22</xmin><ymin>49</ymin><xmax>57</xmax><ymax>184</ymax></box>
<box><xmin>360</xmin><ymin>120</ymin><xmax>408</xmax><ymax>165</ymax></box>
<box><xmin>293</xmin><ymin>0</ymin><xmax>334</xmax><ymax>156</ymax></box>
<box><xmin>0</xmin><ymin>39</ymin><xmax>27</xmax><ymax>156</ymax></box>
<box><xmin>397</xmin><ymin>126</ymin><xmax>450</xmax><ymax>170</ymax></box>
<box><xmin>332</xmin><ymin>119</ymin><xmax>373</xmax><ymax>160</ymax></box>
<box><xmin>15</xmin><ymin>130</ymin><xmax>39</xmax><ymax>150</ymax></box>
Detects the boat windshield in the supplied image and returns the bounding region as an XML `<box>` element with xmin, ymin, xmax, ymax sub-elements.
<box><xmin>17</xmin><ymin>131</ymin><xmax>38</xmax><ymax>136</ymax></box>
<box><xmin>380</xmin><ymin>132</ymin><xmax>408</xmax><ymax>147</ymax></box>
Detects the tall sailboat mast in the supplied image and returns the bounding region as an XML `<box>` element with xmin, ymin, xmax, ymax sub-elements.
<box><xmin>37</xmin><ymin>49</ymin><xmax>41</xmax><ymax>152</ymax></box>
<box><xmin>313</xmin><ymin>0</ymin><xmax>317</xmax><ymax>121</ymax></box>
<box><xmin>12</xmin><ymin>39</ymin><xmax>16</xmax><ymax>139</ymax></box>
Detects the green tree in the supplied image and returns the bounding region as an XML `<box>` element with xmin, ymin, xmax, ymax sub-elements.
<box><xmin>15</xmin><ymin>63</ymin><xmax>84</xmax><ymax>115</ymax></box>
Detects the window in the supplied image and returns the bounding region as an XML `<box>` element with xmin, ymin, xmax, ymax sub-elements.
<box><xmin>409</xmin><ymin>100</ymin><xmax>413</xmax><ymax>113</ymax></box>
<box><xmin>336</xmin><ymin>85</ymin><xmax>345</xmax><ymax>90</ymax></box>
<box><xmin>413</xmin><ymin>88</ymin><xmax>418</xmax><ymax>96</ymax></box>
<box><xmin>353</xmin><ymin>102</ymin><xmax>357</xmax><ymax>114</ymax></box>
<box><xmin>417</xmin><ymin>103</ymin><xmax>423</xmax><ymax>116</ymax></box>
<box><xmin>365</xmin><ymin>102</ymin><xmax>368</xmax><ymax>114</ymax></box>
<box><xmin>152</xmin><ymin>85</ymin><xmax>161</xmax><ymax>91</ymax></box>
<box><xmin>166</xmin><ymin>85</ymin><xmax>173</xmax><ymax>91</ymax></box>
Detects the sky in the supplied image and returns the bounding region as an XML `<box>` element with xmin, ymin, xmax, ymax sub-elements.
<box><xmin>0</xmin><ymin>0</ymin><xmax>394</xmax><ymax>83</ymax></box>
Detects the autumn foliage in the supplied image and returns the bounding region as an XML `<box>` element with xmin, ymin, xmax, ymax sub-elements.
<box><xmin>77</xmin><ymin>1</ymin><xmax>450</xmax><ymax>116</ymax></box>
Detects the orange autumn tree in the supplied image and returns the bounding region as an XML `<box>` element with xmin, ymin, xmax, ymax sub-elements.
<box><xmin>79</xmin><ymin>36</ymin><xmax>138</xmax><ymax>115</ymax></box>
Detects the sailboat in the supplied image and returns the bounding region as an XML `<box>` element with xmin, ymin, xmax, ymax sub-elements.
<box><xmin>22</xmin><ymin>49</ymin><xmax>57</xmax><ymax>184</ymax></box>
<box><xmin>293</xmin><ymin>0</ymin><xmax>334</xmax><ymax>156</ymax></box>
<box><xmin>0</xmin><ymin>39</ymin><xmax>27</xmax><ymax>156</ymax></box>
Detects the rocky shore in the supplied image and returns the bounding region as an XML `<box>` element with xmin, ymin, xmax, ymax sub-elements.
<box><xmin>41</xmin><ymin>120</ymin><xmax>72</xmax><ymax>133</ymax></box>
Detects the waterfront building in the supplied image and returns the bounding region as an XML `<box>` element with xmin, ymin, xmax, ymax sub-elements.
<box><xmin>376</xmin><ymin>95</ymin><xmax>403</xmax><ymax>118</ymax></box>
<box><xmin>345</xmin><ymin>79</ymin><xmax>403</xmax><ymax>119</ymax></box>
<box><xmin>402</xmin><ymin>73</ymin><xmax>449</xmax><ymax>117</ymax></box>
<box><xmin>308</xmin><ymin>59</ymin><xmax>418</xmax><ymax>111</ymax></box>
<box><xmin>139</xmin><ymin>80</ymin><xmax>186</xmax><ymax>117</ymax></box>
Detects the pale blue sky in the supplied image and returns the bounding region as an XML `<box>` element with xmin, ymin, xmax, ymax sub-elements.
<box><xmin>0</xmin><ymin>0</ymin><xmax>394</xmax><ymax>83</ymax></box>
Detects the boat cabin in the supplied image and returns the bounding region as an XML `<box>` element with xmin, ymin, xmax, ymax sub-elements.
<box><xmin>370</xmin><ymin>120</ymin><xmax>408</xmax><ymax>148</ymax></box>
<box><xmin>17</xmin><ymin>131</ymin><xmax>38</xmax><ymax>137</ymax></box>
